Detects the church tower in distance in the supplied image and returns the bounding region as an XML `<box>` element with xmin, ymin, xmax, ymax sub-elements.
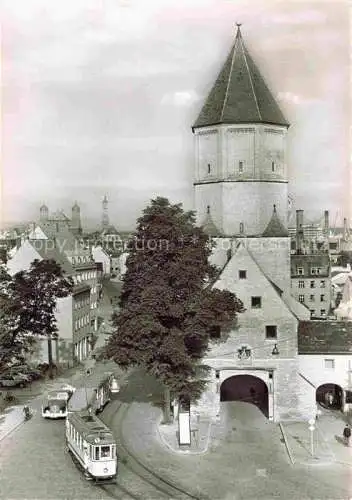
<box><xmin>192</xmin><ymin>25</ymin><xmax>289</xmax><ymax>237</ymax></box>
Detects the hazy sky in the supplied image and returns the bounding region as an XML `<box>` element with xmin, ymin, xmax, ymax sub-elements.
<box><xmin>1</xmin><ymin>0</ymin><xmax>350</xmax><ymax>230</ymax></box>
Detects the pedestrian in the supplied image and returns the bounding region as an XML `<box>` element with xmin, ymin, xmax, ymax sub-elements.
<box><xmin>326</xmin><ymin>392</ymin><xmax>334</xmax><ymax>407</ymax></box>
<box><xmin>343</xmin><ymin>424</ymin><xmax>351</xmax><ymax>446</ymax></box>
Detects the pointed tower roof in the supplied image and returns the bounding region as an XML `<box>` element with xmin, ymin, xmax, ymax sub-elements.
<box><xmin>201</xmin><ymin>213</ymin><xmax>222</xmax><ymax>237</ymax></box>
<box><xmin>72</xmin><ymin>201</ymin><xmax>80</xmax><ymax>210</ymax></box>
<box><xmin>193</xmin><ymin>25</ymin><xmax>289</xmax><ymax>130</ymax></box>
<box><xmin>262</xmin><ymin>205</ymin><xmax>288</xmax><ymax>237</ymax></box>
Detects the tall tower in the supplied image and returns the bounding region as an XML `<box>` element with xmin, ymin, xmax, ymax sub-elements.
<box><xmin>40</xmin><ymin>204</ymin><xmax>49</xmax><ymax>221</ymax></box>
<box><xmin>192</xmin><ymin>25</ymin><xmax>289</xmax><ymax>237</ymax></box>
<box><xmin>102</xmin><ymin>195</ymin><xmax>109</xmax><ymax>229</ymax></box>
<box><xmin>71</xmin><ymin>202</ymin><xmax>82</xmax><ymax>235</ymax></box>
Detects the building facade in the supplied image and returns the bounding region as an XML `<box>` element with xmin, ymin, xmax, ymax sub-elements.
<box><xmin>291</xmin><ymin>254</ymin><xmax>331</xmax><ymax>319</ymax></box>
<box><xmin>297</xmin><ymin>321</ymin><xmax>352</xmax><ymax>416</ymax></box>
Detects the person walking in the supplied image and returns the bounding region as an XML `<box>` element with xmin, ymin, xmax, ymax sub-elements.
<box><xmin>343</xmin><ymin>423</ymin><xmax>351</xmax><ymax>446</ymax></box>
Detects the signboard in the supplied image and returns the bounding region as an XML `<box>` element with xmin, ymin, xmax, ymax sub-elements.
<box><xmin>178</xmin><ymin>412</ymin><xmax>191</xmax><ymax>445</ymax></box>
<box><xmin>56</xmin><ymin>392</ymin><xmax>69</xmax><ymax>400</ymax></box>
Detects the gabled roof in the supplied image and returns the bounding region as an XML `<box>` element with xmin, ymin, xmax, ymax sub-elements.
<box><xmin>201</xmin><ymin>213</ymin><xmax>222</xmax><ymax>237</ymax></box>
<box><xmin>29</xmin><ymin>239</ymin><xmax>73</xmax><ymax>275</ymax></box>
<box><xmin>193</xmin><ymin>26</ymin><xmax>289</xmax><ymax>130</ymax></box>
<box><xmin>262</xmin><ymin>205</ymin><xmax>288</xmax><ymax>237</ymax></box>
<box><xmin>298</xmin><ymin>321</ymin><xmax>352</xmax><ymax>354</ymax></box>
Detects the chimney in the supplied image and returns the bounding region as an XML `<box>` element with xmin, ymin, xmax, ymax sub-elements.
<box><xmin>344</xmin><ymin>218</ymin><xmax>348</xmax><ymax>239</ymax></box>
<box><xmin>324</xmin><ymin>210</ymin><xmax>329</xmax><ymax>235</ymax></box>
<box><xmin>296</xmin><ymin>210</ymin><xmax>304</xmax><ymax>254</ymax></box>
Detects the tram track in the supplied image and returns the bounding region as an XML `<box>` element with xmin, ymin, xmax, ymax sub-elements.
<box><xmin>99</xmin><ymin>401</ymin><xmax>207</xmax><ymax>500</ymax></box>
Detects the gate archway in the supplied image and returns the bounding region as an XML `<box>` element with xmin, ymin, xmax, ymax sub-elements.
<box><xmin>220</xmin><ymin>374</ymin><xmax>269</xmax><ymax>417</ymax></box>
<box><xmin>316</xmin><ymin>383</ymin><xmax>343</xmax><ymax>410</ymax></box>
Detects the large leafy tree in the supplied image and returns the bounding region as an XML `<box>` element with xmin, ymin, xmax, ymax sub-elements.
<box><xmin>105</xmin><ymin>197</ymin><xmax>244</xmax><ymax>421</ymax></box>
<box><xmin>0</xmin><ymin>260</ymin><xmax>73</xmax><ymax>377</ymax></box>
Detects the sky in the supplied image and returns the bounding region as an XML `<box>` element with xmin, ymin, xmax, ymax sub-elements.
<box><xmin>1</xmin><ymin>0</ymin><xmax>350</xmax><ymax>230</ymax></box>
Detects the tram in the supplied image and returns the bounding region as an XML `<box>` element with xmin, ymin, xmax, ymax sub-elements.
<box><xmin>66</xmin><ymin>410</ymin><xmax>118</xmax><ymax>483</ymax></box>
<box><xmin>68</xmin><ymin>372</ymin><xmax>118</xmax><ymax>414</ymax></box>
<box><xmin>42</xmin><ymin>389</ymin><xmax>72</xmax><ymax>419</ymax></box>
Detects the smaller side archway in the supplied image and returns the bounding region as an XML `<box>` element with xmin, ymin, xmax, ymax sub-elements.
<box><xmin>316</xmin><ymin>383</ymin><xmax>343</xmax><ymax>410</ymax></box>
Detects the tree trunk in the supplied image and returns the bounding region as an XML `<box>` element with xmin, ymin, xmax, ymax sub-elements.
<box><xmin>47</xmin><ymin>336</ymin><xmax>53</xmax><ymax>379</ymax></box>
<box><xmin>162</xmin><ymin>386</ymin><xmax>172</xmax><ymax>424</ymax></box>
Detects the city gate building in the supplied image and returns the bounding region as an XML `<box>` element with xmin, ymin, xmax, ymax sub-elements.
<box><xmin>190</xmin><ymin>26</ymin><xmax>311</xmax><ymax>422</ymax></box>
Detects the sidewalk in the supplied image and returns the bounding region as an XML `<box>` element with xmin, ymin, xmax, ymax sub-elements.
<box><xmin>158</xmin><ymin>413</ymin><xmax>213</xmax><ymax>454</ymax></box>
<box><xmin>281</xmin><ymin>410</ymin><xmax>352</xmax><ymax>467</ymax></box>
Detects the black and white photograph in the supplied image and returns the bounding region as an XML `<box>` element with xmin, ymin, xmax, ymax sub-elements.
<box><xmin>0</xmin><ymin>0</ymin><xmax>351</xmax><ymax>499</ymax></box>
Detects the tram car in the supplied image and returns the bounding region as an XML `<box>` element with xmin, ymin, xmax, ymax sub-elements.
<box><xmin>42</xmin><ymin>389</ymin><xmax>72</xmax><ymax>419</ymax></box>
<box><xmin>68</xmin><ymin>372</ymin><xmax>119</xmax><ymax>414</ymax></box>
<box><xmin>66</xmin><ymin>410</ymin><xmax>118</xmax><ymax>483</ymax></box>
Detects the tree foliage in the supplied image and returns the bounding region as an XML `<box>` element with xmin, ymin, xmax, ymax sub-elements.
<box><xmin>105</xmin><ymin>197</ymin><xmax>244</xmax><ymax>402</ymax></box>
<box><xmin>0</xmin><ymin>260</ymin><xmax>73</xmax><ymax>372</ymax></box>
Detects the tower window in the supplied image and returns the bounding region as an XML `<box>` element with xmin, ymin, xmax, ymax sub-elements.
<box><xmin>298</xmin><ymin>295</ymin><xmax>305</xmax><ymax>303</ymax></box>
<box><xmin>207</xmin><ymin>163</ymin><xmax>211</xmax><ymax>174</ymax></box>
<box><xmin>206</xmin><ymin>205</ymin><xmax>210</xmax><ymax>214</ymax></box>
<box><xmin>239</xmin><ymin>270</ymin><xmax>247</xmax><ymax>280</ymax></box>
<box><xmin>239</xmin><ymin>222</ymin><xmax>244</xmax><ymax>234</ymax></box>
<box><xmin>238</xmin><ymin>161</ymin><xmax>244</xmax><ymax>173</ymax></box>
<box><xmin>265</xmin><ymin>325</ymin><xmax>277</xmax><ymax>339</ymax></box>
<box><xmin>272</xmin><ymin>161</ymin><xmax>275</xmax><ymax>172</ymax></box>
<box><xmin>251</xmin><ymin>296</ymin><xmax>262</xmax><ymax>309</ymax></box>
<box><xmin>298</xmin><ymin>281</ymin><xmax>305</xmax><ymax>288</ymax></box>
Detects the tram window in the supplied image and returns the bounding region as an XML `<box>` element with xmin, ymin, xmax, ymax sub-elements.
<box><xmin>101</xmin><ymin>446</ymin><xmax>111</xmax><ymax>458</ymax></box>
<box><xmin>111</xmin><ymin>445</ymin><xmax>116</xmax><ymax>458</ymax></box>
<box><xmin>94</xmin><ymin>447</ymin><xmax>100</xmax><ymax>460</ymax></box>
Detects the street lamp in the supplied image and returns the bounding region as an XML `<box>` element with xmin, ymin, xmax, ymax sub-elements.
<box><xmin>308</xmin><ymin>418</ymin><xmax>316</xmax><ymax>457</ymax></box>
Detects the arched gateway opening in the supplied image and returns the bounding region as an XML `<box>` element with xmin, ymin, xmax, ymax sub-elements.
<box><xmin>220</xmin><ymin>375</ymin><xmax>269</xmax><ymax>418</ymax></box>
<box><xmin>316</xmin><ymin>383</ymin><xmax>343</xmax><ymax>410</ymax></box>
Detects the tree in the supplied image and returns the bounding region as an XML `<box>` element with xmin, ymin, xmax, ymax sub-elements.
<box><xmin>1</xmin><ymin>260</ymin><xmax>73</xmax><ymax>377</ymax></box>
<box><xmin>104</xmin><ymin>197</ymin><xmax>244</xmax><ymax>422</ymax></box>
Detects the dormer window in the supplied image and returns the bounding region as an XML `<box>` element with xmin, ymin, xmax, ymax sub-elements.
<box><xmin>207</xmin><ymin>163</ymin><xmax>211</xmax><ymax>174</ymax></box>
<box><xmin>238</xmin><ymin>161</ymin><xmax>244</xmax><ymax>173</ymax></box>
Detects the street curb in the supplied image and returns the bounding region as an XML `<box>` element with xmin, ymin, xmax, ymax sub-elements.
<box><xmin>279</xmin><ymin>422</ymin><xmax>295</xmax><ymax>465</ymax></box>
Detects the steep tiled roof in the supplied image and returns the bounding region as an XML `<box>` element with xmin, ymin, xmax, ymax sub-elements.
<box><xmin>262</xmin><ymin>205</ymin><xmax>288</xmax><ymax>237</ymax></box>
<box><xmin>30</xmin><ymin>239</ymin><xmax>73</xmax><ymax>275</ymax></box>
<box><xmin>298</xmin><ymin>320</ymin><xmax>352</xmax><ymax>354</ymax></box>
<box><xmin>193</xmin><ymin>26</ymin><xmax>289</xmax><ymax>129</ymax></box>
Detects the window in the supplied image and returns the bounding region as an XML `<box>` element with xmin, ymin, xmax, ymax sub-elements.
<box><xmin>239</xmin><ymin>222</ymin><xmax>244</xmax><ymax>234</ymax></box>
<box><xmin>251</xmin><ymin>296</ymin><xmax>262</xmax><ymax>309</ymax></box>
<box><xmin>239</xmin><ymin>270</ymin><xmax>247</xmax><ymax>280</ymax></box>
<box><xmin>265</xmin><ymin>325</ymin><xmax>277</xmax><ymax>339</ymax></box>
<box><xmin>320</xmin><ymin>280</ymin><xmax>325</xmax><ymax>288</ymax></box>
<box><xmin>238</xmin><ymin>161</ymin><xmax>244</xmax><ymax>173</ymax></box>
<box><xmin>101</xmin><ymin>446</ymin><xmax>111</xmax><ymax>458</ymax></box>
<box><xmin>310</xmin><ymin>281</ymin><xmax>315</xmax><ymax>288</ymax></box>
<box><xmin>298</xmin><ymin>295</ymin><xmax>305</xmax><ymax>303</ymax></box>
<box><xmin>298</xmin><ymin>281</ymin><xmax>305</xmax><ymax>288</ymax></box>
<box><xmin>271</xmin><ymin>161</ymin><xmax>275</xmax><ymax>172</ymax></box>
<box><xmin>310</xmin><ymin>310</ymin><xmax>315</xmax><ymax>317</ymax></box>
<box><xmin>320</xmin><ymin>309</ymin><xmax>326</xmax><ymax>316</ymax></box>
<box><xmin>207</xmin><ymin>163</ymin><xmax>211</xmax><ymax>174</ymax></box>
<box><xmin>309</xmin><ymin>295</ymin><xmax>315</xmax><ymax>302</ymax></box>
<box><xmin>324</xmin><ymin>359</ymin><xmax>335</xmax><ymax>370</ymax></box>
<box><xmin>311</xmin><ymin>267</ymin><xmax>322</xmax><ymax>275</ymax></box>
<box><xmin>320</xmin><ymin>294</ymin><xmax>325</xmax><ymax>302</ymax></box>
<box><xmin>94</xmin><ymin>447</ymin><xmax>100</xmax><ymax>460</ymax></box>
<box><xmin>297</xmin><ymin>267</ymin><xmax>304</xmax><ymax>275</ymax></box>
<box><xmin>206</xmin><ymin>205</ymin><xmax>210</xmax><ymax>214</ymax></box>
